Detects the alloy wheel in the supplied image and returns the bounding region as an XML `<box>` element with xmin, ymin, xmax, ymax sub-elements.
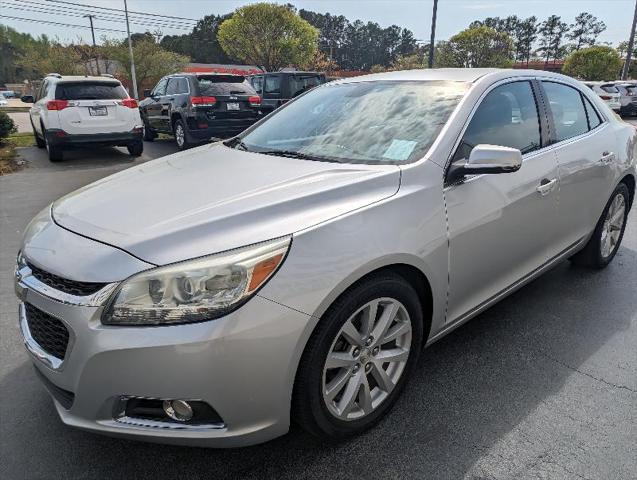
<box><xmin>600</xmin><ymin>193</ymin><xmax>626</xmax><ymax>259</ymax></box>
<box><xmin>322</xmin><ymin>298</ymin><xmax>412</xmax><ymax>421</ymax></box>
<box><xmin>175</xmin><ymin>123</ymin><xmax>185</xmax><ymax>147</ymax></box>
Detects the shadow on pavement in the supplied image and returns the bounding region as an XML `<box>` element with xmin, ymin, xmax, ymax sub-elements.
<box><xmin>2</xmin><ymin>246</ymin><xmax>635</xmax><ymax>479</ymax></box>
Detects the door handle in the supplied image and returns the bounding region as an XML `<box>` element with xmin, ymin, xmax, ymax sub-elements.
<box><xmin>600</xmin><ymin>151</ymin><xmax>615</xmax><ymax>164</ymax></box>
<box><xmin>537</xmin><ymin>178</ymin><xmax>557</xmax><ymax>196</ymax></box>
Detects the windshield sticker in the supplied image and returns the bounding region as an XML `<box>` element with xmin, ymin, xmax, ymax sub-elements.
<box><xmin>382</xmin><ymin>139</ymin><xmax>418</xmax><ymax>161</ymax></box>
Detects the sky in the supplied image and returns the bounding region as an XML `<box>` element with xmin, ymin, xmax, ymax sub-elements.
<box><xmin>1</xmin><ymin>0</ymin><xmax>634</xmax><ymax>47</ymax></box>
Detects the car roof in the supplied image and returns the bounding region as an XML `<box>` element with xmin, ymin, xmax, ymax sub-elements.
<box><xmin>333</xmin><ymin>68</ymin><xmax>578</xmax><ymax>85</ymax></box>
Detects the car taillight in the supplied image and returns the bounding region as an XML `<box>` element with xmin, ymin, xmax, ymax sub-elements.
<box><xmin>46</xmin><ymin>100</ymin><xmax>69</xmax><ymax>110</ymax></box>
<box><xmin>600</xmin><ymin>95</ymin><xmax>611</xmax><ymax>100</ymax></box>
<box><xmin>191</xmin><ymin>96</ymin><xmax>216</xmax><ymax>106</ymax></box>
<box><xmin>120</xmin><ymin>98</ymin><xmax>138</xmax><ymax>108</ymax></box>
<box><xmin>248</xmin><ymin>95</ymin><xmax>261</xmax><ymax>106</ymax></box>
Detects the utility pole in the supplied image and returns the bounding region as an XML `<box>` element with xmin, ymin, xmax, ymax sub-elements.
<box><xmin>622</xmin><ymin>0</ymin><xmax>637</xmax><ymax>80</ymax></box>
<box><xmin>124</xmin><ymin>0</ymin><xmax>138</xmax><ymax>99</ymax></box>
<box><xmin>428</xmin><ymin>0</ymin><xmax>438</xmax><ymax>68</ymax></box>
<box><xmin>83</xmin><ymin>14</ymin><xmax>100</xmax><ymax>75</ymax></box>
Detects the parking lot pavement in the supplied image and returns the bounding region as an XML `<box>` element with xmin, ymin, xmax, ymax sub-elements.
<box><xmin>1</xmin><ymin>140</ymin><xmax>636</xmax><ymax>480</ymax></box>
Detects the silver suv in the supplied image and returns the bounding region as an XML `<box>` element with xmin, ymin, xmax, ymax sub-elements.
<box><xmin>15</xmin><ymin>69</ymin><xmax>636</xmax><ymax>447</ymax></box>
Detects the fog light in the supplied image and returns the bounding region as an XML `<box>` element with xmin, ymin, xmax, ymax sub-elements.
<box><xmin>162</xmin><ymin>399</ymin><xmax>193</xmax><ymax>422</ymax></box>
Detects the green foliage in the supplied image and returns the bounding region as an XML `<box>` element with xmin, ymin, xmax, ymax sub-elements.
<box><xmin>16</xmin><ymin>41</ymin><xmax>82</xmax><ymax>78</ymax></box>
<box><xmin>218</xmin><ymin>3</ymin><xmax>318</xmax><ymax>71</ymax></box>
<box><xmin>160</xmin><ymin>14</ymin><xmax>232</xmax><ymax>64</ymax></box>
<box><xmin>563</xmin><ymin>46</ymin><xmax>622</xmax><ymax>80</ymax></box>
<box><xmin>0</xmin><ymin>111</ymin><xmax>17</xmax><ymax>142</ymax></box>
<box><xmin>567</xmin><ymin>13</ymin><xmax>606</xmax><ymax>50</ymax></box>
<box><xmin>435</xmin><ymin>26</ymin><xmax>514</xmax><ymax>68</ymax></box>
<box><xmin>102</xmin><ymin>38</ymin><xmax>189</xmax><ymax>93</ymax></box>
<box><xmin>536</xmin><ymin>15</ymin><xmax>569</xmax><ymax>63</ymax></box>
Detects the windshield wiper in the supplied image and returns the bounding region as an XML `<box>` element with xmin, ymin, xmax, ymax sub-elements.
<box><xmin>225</xmin><ymin>138</ymin><xmax>250</xmax><ymax>151</ymax></box>
<box><xmin>257</xmin><ymin>149</ymin><xmax>324</xmax><ymax>161</ymax></box>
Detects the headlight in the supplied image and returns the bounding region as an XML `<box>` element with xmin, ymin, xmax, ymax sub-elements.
<box><xmin>102</xmin><ymin>237</ymin><xmax>290</xmax><ymax>326</ymax></box>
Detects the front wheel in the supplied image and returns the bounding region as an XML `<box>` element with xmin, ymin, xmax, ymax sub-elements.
<box><xmin>570</xmin><ymin>183</ymin><xmax>630</xmax><ymax>268</ymax></box>
<box><xmin>293</xmin><ymin>273</ymin><xmax>423</xmax><ymax>439</ymax></box>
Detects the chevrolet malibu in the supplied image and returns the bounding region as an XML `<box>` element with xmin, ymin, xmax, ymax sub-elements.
<box><xmin>15</xmin><ymin>69</ymin><xmax>635</xmax><ymax>447</ymax></box>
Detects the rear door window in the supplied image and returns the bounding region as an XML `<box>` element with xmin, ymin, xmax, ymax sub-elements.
<box><xmin>289</xmin><ymin>74</ymin><xmax>323</xmax><ymax>97</ymax></box>
<box><xmin>197</xmin><ymin>76</ymin><xmax>255</xmax><ymax>96</ymax></box>
<box><xmin>264</xmin><ymin>76</ymin><xmax>282</xmax><ymax>96</ymax></box>
<box><xmin>166</xmin><ymin>77</ymin><xmax>188</xmax><ymax>95</ymax></box>
<box><xmin>542</xmin><ymin>82</ymin><xmax>589</xmax><ymax>142</ymax></box>
<box><xmin>55</xmin><ymin>82</ymin><xmax>128</xmax><ymax>100</ymax></box>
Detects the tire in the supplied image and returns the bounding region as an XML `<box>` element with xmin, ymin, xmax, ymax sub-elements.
<box><xmin>44</xmin><ymin>130</ymin><xmax>63</xmax><ymax>162</ymax></box>
<box><xmin>173</xmin><ymin>118</ymin><xmax>190</xmax><ymax>150</ymax></box>
<box><xmin>127</xmin><ymin>140</ymin><xmax>143</xmax><ymax>156</ymax></box>
<box><xmin>293</xmin><ymin>272</ymin><xmax>424</xmax><ymax>439</ymax></box>
<box><xmin>32</xmin><ymin>121</ymin><xmax>45</xmax><ymax>148</ymax></box>
<box><xmin>143</xmin><ymin>120</ymin><xmax>156</xmax><ymax>142</ymax></box>
<box><xmin>570</xmin><ymin>183</ymin><xmax>630</xmax><ymax>269</ymax></box>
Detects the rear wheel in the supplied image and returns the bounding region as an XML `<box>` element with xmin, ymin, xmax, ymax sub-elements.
<box><xmin>127</xmin><ymin>140</ymin><xmax>143</xmax><ymax>156</ymax></box>
<box><xmin>44</xmin><ymin>130</ymin><xmax>63</xmax><ymax>162</ymax></box>
<box><xmin>570</xmin><ymin>183</ymin><xmax>630</xmax><ymax>268</ymax></box>
<box><xmin>173</xmin><ymin>119</ymin><xmax>189</xmax><ymax>150</ymax></box>
<box><xmin>293</xmin><ymin>273</ymin><xmax>423</xmax><ymax>439</ymax></box>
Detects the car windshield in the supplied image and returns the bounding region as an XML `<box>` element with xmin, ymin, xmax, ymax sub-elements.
<box><xmin>55</xmin><ymin>82</ymin><xmax>128</xmax><ymax>100</ymax></box>
<box><xmin>231</xmin><ymin>80</ymin><xmax>469</xmax><ymax>164</ymax></box>
<box><xmin>289</xmin><ymin>74</ymin><xmax>324</xmax><ymax>97</ymax></box>
<box><xmin>197</xmin><ymin>75</ymin><xmax>255</xmax><ymax>96</ymax></box>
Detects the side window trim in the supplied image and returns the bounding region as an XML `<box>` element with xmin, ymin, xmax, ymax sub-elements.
<box><xmin>538</xmin><ymin>80</ymin><xmax>607</xmax><ymax>146</ymax></box>
<box><xmin>447</xmin><ymin>79</ymin><xmax>543</xmax><ymax>168</ymax></box>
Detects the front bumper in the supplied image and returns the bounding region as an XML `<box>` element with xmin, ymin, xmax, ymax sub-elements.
<box><xmin>16</xmin><ymin>269</ymin><xmax>312</xmax><ymax>447</ymax></box>
<box><xmin>45</xmin><ymin>129</ymin><xmax>143</xmax><ymax>148</ymax></box>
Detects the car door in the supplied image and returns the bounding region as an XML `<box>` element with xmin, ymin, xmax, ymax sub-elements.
<box><xmin>162</xmin><ymin>77</ymin><xmax>184</xmax><ymax>132</ymax></box>
<box><xmin>539</xmin><ymin>81</ymin><xmax>618</xmax><ymax>251</ymax></box>
<box><xmin>444</xmin><ymin>79</ymin><xmax>560</xmax><ymax>323</ymax></box>
<box><xmin>146</xmin><ymin>77</ymin><xmax>168</xmax><ymax>130</ymax></box>
<box><xmin>31</xmin><ymin>80</ymin><xmax>48</xmax><ymax>134</ymax></box>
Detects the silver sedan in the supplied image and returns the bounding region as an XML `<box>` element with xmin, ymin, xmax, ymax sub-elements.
<box><xmin>15</xmin><ymin>69</ymin><xmax>636</xmax><ymax>447</ymax></box>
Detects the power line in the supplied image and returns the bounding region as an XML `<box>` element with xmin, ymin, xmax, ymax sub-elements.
<box><xmin>46</xmin><ymin>0</ymin><xmax>198</xmax><ymax>23</ymax></box>
<box><xmin>0</xmin><ymin>14</ymin><xmax>128</xmax><ymax>32</ymax></box>
<box><xmin>4</xmin><ymin>1</ymin><xmax>196</xmax><ymax>30</ymax></box>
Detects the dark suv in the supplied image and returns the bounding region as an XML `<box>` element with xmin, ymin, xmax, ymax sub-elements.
<box><xmin>248</xmin><ymin>71</ymin><xmax>326</xmax><ymax>112</ymax></box>
<box><xmin>139</xmin><ymin>73</ymin><xmax>263</xmax><ymax>149</ymax></box>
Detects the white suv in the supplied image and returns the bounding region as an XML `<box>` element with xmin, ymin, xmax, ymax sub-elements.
<box><xmin>21</xmin><ymin>74</ymin><xmax>144</xmax><ymax>162</ymax></box>
<box><xmin>583</xmin><ymin>81</ymin><xmax>621</xmax><ymax>113</ymax></box>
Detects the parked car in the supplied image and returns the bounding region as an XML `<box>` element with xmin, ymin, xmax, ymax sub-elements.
<box><xmin>248</xmin><ymin>71</ymin><xmax>327</xmax><ymax>112</ymax></box>
<box><xmin>0</xmin><ymin>96</ymin><xmax>7</xmax><ymax>107</ymax></box>
<box><xmin>21</xmin><ymin>74</ymin><xmax>143</xmax><ymax>162</ymax></box>
<box><xmin>613</xmin><ymin>82</ymin><xmax>637</xmax><ymax>116</ymax></box>
<box><xmin>139</xmin><ymin>73</ymin><xmax>262</xmax><ymax>150</ymax></box>
<box><xmin>1</xmin><ymin>90</ymin><xmax>16</xmax><ymax>98</ymax></box>
<box><xmin>583</xmin><ymin>81</ymin><xmax>621</xmax><ymax>113</ymax></box>
<box><xmin>15</xmin><ymin>69</ymin><xmax>635</xmax><ymax>447</ymax></box>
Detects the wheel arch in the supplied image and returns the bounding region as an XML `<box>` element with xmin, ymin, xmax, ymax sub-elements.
<box><xmin>620</xmin><ymin>173</ymin><xmax>635</xmax><ymax>210</ymax></box>
<box><xmin>170</xmin><ymin>111</ymin><xmax>184</xmax><ymax>130</ymax></box>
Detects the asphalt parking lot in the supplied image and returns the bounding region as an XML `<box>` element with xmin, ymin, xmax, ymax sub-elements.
<box><xmin>1</xmin><ymin>137</ymin><xmax>636</xmax><ymax>479</ymax></box>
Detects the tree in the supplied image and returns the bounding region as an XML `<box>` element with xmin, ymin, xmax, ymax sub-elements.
<box><xmin>103</xmin><ymin>38</ymin><xmax>188</xmax><ymax>93</ymax></box>
<box><xmin>537</xmin><ymin>15</ymin><xmax>569</xmax><ymax>64</ymax></box>
<box><xmin>161</xmin><ymin>14</ymin><xmax>233</xmax><ymax>64</ymax></box>
<box><xmin>16</xmin><ymin>40</ymin><xmax>82</xmax><ymax>78</ymax></box>
<box><xmin>435</xmin><ymin>26</ymin><xmax>514</xmax><ymax>68</ymax></box>
<box><xmin>514</xmin><ymin>17</ymin><xmax>538</xmax><ymax>63</ymax></box>
<box><xmin>562</xmin><ymin>45</ymin><xmax>622</xmax><ymax>80</ymax></box>
<box><xmin>218</xmin><ymin>3</ymin><xmax>318</xmax><ymax>71</ymax></box>
<box><xmin>567</xmin><ymin>12</ymin><xmax>606</xmax><ymax>50</ymax></box>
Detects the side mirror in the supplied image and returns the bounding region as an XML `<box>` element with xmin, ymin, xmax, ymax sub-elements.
<box><xmin>143</xmin><ymin>89</ymin><xmax>152</xmax><ymax>98</ymax></box>
<box><xmin>447</xmin><ymin>144</ymin><xmax>522</xmax><ymax>184</ymax></box>
<box><xmin>21</xmin><ymin>95</ymin><xmax>35</xmax><ymax>103</ymax></box>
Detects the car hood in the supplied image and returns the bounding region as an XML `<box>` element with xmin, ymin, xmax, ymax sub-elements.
<box><xmin>52</xmin><ymin>143</ymin><xmax>401</xmax><ymax>265</ymax></box>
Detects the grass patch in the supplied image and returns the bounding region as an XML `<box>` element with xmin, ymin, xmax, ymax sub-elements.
<box><xmin>0</xmin><ymin>133</ymin><xmax>33</xmax><ymax>175</ymax></box>
<box><xmin>1</xmin><ymin>106</ymin><xmax>31</xmax><ymax>113</ymax></box>
<box><xmin>7</xmin><ymin>132</ymin><xmax>35</xmax><ymax>147</ymax></box>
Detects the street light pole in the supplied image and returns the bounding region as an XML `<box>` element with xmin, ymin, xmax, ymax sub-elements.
<box><xmin>124</xmin><ymin>0</ymin><xmax>138</xmax><ymax>99</ymax></box>
<box><xmin>83</xmin><ymin>14</ymin><xmax>100</xmax><ymax>75</ymax></box>
<box><xmin>428</xmin><ymin>0</ymin><xmax>439</xmax><ymax>68</ymax></box>
<box><xmin>622</xmin><ymin>0</ymin><xmax>637</xmax><ymax>80</ymax></box>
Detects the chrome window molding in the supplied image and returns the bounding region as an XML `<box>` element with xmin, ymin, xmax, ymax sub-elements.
<box><xmin>18</xmin><ymin>302</ymin><xmax>74</xmax><ymax>371</ymax></box>
<box><xmin>15</xmin><ymin>260</ymin><xmax>119</xmax><ymax>307</ymax></box>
